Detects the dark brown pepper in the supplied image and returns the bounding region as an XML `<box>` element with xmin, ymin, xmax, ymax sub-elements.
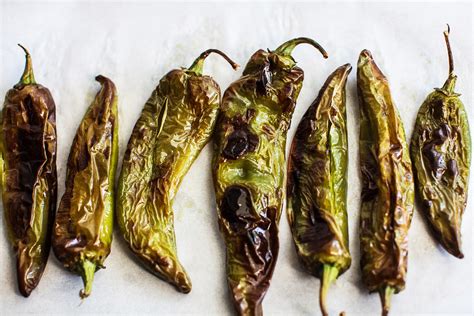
<box><xmin>0</xmin><ymin>45</ymin><xmax>57</xmax><ymax>297</ymax></box>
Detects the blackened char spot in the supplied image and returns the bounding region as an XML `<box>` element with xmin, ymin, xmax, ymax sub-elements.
<box><xmin>422</xmin><ymin>142</ymin><xmax>446</xmax><ymax>179</ymax></box>
<box><xmin>221</xmin><ymin>185</ymin><xmax>255</xmax><ymax>231</ymax></box>
<box><xmin>422</xmin><ymin>199</ymin><xmax>433</xmax><ymax>210</ymax></box>
<box><xmin>432</xmin><ymin>99</ymin><xmax>445</xmax><ymax>120</ymax></box>
<box><xmin>222</xmin><ymin>127</ymin><xmax>259</xmax><ymax>160</ymax></box>
<box><xmin>433</xmin><ymin>125</ymin><xmax>449</xmax><ymax>143</ymax></box>
<box><xmin>361</xmin><ymin>165</ymin><xmax>378</xmax><ymax>201</ymax></box>
<box><xmin>300</xmin><ymin>205</ymin><xmax>335</xmax><ymax>252</ymax></box>
<box><xmin>76</xmin><ymin>142</ymin><xmax>90</xmax><ymax>172</ymax></box>
<box><xmin>447</xmin><ymin>159</ymin><xmax>459</xmax><ymax>178</ymax></box>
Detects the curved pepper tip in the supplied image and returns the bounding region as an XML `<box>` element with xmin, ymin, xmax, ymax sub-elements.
<box><xmin>18</xmin><ymin>283</ymin><xmax>33</xmax><ymax>298</ymax></box>
<box><xmin>173</xmin><ymin>270</ymin><xmax>192</xmax><ymax>293</ymax></box>
<box><xmin>445</xmin><ymin>243</ymin><xmax>464</xmax><ymax>259</ymax></box>
<box><xmin>360</xmin><ymin>49</ymin><xmax>373</xmax><ymax>59</ymax></box>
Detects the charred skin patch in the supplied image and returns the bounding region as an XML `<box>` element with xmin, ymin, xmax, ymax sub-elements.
<box><xmin>221</xmin><ymin>185</ymin><xmax>257</xmax><ymax>231</ymax></box>
<box><xmin>222</xmin><ymin>126</ymin><xmax>259</xmax><ymax>160</ymax></box>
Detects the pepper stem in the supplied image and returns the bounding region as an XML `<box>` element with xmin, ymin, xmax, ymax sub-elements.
<box><xmin>319</xmin><ymin>264</ymin><xmax>339</xmax><ymax>316</ymax></box>
<box><xmin>443</xmin><ymin>24</ymin><xmax>454</xmax><ymax>75</ymax></box>
<box><xmin>79</xmin><ymin>260</ymin><xmax>96</xmax><ymax>299</ymax></box>
<box><xmin>379</xmin><ymin>286</ymin><xmax>395</xmax><ymax>316</ymax></box>
<box><xmin>17</xmin><ymin>44</ymin><xmax>36</xmax><ymax>86</ymax></box>
<box><xmin>188</xmin><ymin>49</ymin><xmax>239</xmax><ymax>75</ymax></box>
<box><xmin>274</xmin><ymin>37</ymin><xmax>328</xmax><ymax>58</ymax></box>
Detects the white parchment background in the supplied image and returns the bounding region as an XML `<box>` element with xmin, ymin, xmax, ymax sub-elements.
<box><xmin>0</xmin><ymin>1</ymin><xmax>472</xmax><ymax>315</ymax></box>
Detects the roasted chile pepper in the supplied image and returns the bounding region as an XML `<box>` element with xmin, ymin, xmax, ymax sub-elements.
<box><xmin>357</xmin><ymin>50</ymin><xmax>414</xmax><ymax>315</ymax></box>
<box><xmin>286</xmin><ymin>64</ymin><xmax>352</xmax><ymax>316</ymax></box>
<box><xmin>117</xmin><ymin>49</ymin><xmax>238</xmax><ymax>293</ymax></box>
<box><xmin>52</xmin><ymin>75</ymin><xmax>118</xmax><ymax>298</ymax></box>
<box><xmin>0</xmin><ymin>45</ymin><xmax>57</xmax><ymax>297</ymax></box>
<box><xmin>213</xmin><ymin>37</ymin><xmax>328</xmax><ymax>316</ymax></box>
<box><xmin>410</xmin><ymin>26</ymin><xmax>471</xmax><ymax>259</ymax></box>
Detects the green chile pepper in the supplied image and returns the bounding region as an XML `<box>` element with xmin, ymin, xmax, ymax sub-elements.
<box><xmin>213</xmin><ymin>37</ymin><xmax>328</xmax><ymax>316</ymax></box>
<box><xmin>287</xmin><ymin>64</ymin><xmax>352</xmax><ymax>316</ymax></box>
<box><xmin>410</xmin><ymin>26</ymin><xmax>470</xmax><ymax>259</ymax></box>
<box><xmin>117</xmin><ymin>49</ymin><xmax>238</xmax><ymax>293</ymax></box>
<box><xmin>52</xmin><ymin>75</ymin><xmax>118</xmax><ymax>298</ymax></box>
<box><xmin>357</xmin><ymin>50</ymin><xmax>414</xmax><ymax>316</ymax></box>
<box><xmin>0</xmin><ymin>45</ymin><xmax>57</xmax><ymax>297</ymax></box>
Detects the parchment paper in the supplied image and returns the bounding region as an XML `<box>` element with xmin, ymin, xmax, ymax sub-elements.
<box><xmin>0</xmin><ymin>1</ymin><xmax>472</xmax><ymax>315</ymax></box>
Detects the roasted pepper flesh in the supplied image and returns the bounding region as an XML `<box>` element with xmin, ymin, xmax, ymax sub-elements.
<box><xmin>357</xmin><ymin>50</ymin><xmax>414</xmax><ymax>316</ymax></box>
<box><xmin>52</xmin><ymin>75</ymin><xmax>118</xmax><ymax>298</ymax></box>
<box><xmin>117</xmin><ymin>50</ymin><xmax>238</xmax><ymax>293</ymax></box>
<box><xmin>287</xmin><ymin>64</ymin><xmax>352</xmax><ymax>316</ymax></box>
<box><xmin>213</xmin><ymin>37</ymin><xmax>328</xmax><ymax>316</ymax></box>
<box><xmin>410</xmin><ymin>26</ymin><xmax>470</xmax><ymax>259</ymax></box>
<box><xmin>0</xmin><ymin>45</ymin><xmax>57</xmax><ymax>297</ymax></box>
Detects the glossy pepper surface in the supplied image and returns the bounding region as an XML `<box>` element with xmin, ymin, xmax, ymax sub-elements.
<box><xmin>52</xmin><ymin>75</ymin><xmax>118</xmax><ymax>298</ymax></box>
<box><xmin>287</xmin><ymin>64</ymin><xmax>352</xmax><ymax>316</ymax></box>
<box><xmin>410</xmin><ymin>26</ymin><xmax>470</xmax><ymax>259</ymax></box>
<box><xmin>357</xmin><ymin>50</ymin><xmax>414</xmax><ymax>316</ymax></box>
<box><xmin>117</xmin><ymin>49</ymin><xmax>238</xmax><ymax>293</ymax></box>
<box><xmin>213</xmin><ymin>37</ymin><xmax>328</xmax><ymax>316</ymax></box>
<box><xmin>0</xmin><ymin>45</ymin><xmax>57</xmax><ymax>297</ymax></box>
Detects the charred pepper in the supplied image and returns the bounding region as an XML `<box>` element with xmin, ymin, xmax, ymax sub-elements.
<box><xmin>357</xmin><ymin>50</ymin><xmax>414</xmax><ymax>316</ymax></box>
<box><xmin>52</xmin><ymin>75</ymin><xmax>118</xmax><ymax>298</ymax></box>
<box><xmin>0</xmin><ymin>45</ymin><xmax>57</xmax><ymax>297</ymax></box>
<box><xmin>117</xmin><ymin>49</ymin><xmax>238</xmax><ymax>293</ymax></box>
<box><xmin>287</xmin><ymin>64</ymin><xmax>352</xmax><ymax>316</ymax></box>
<box><xmin>213</xmin><ymin>37</ymin><xmax>328</xmax><ymax>316</ymax></box>
<box><xmin>410</xmin><ymin>26</ymin><xmax>471</xmax><ymax>259</ymax></box>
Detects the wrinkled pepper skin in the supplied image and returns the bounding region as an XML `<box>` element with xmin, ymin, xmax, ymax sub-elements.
<box><xmin>410</xmin><ymin>27</ymin><xmax>470</xmax><ymax>259</ymax></box>
<box><xmin>287</xmin><ymin>64</ymin><xmax>352</xmax><ymax>316</ymax></box>
<box><xmin>52</xmin><ymin>75</ymin><xmax>118</xmax><ymax>298</ymax></box>
<box><xmin>117</xmin><ymin>50</ymin><xmax>238</xmax><ymax>293</ymax></box>
<box><xmin>0</xmin><ymin>45</ymin><xmax>57</xmax><ymax>297</ymax></box>
<box><xmin>357</xmin><ymin>50</ymin><xmax>414</xmax><ymax>316</ymax></box>
<box><xmin>213</xmin><ymin>38</ymin><xmax>328</xmax><ymax>316</ymax></box>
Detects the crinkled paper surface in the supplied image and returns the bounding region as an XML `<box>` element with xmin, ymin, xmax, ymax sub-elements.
<box><xmin>0</xmin><ymin>1</ymin><xmax>472</xmax><ymax>315</ymax></box>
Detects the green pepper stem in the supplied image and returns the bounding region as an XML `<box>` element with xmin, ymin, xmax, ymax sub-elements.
<box><xmin>17</xmin><ymin>44</ymin><xmax>36</xmax><ymax>86</ymax></box>
<box><xmin>379</xmin><ymin>286</ymin><xmax>395</xmax><ymax>316</ymax></box>
<box><xmin>443</xmin><ymin>24</ymin><xmax>454</xmax><ymax>75</ymax></box>
<box><xmin>319</xmin><ymin>264</ymin><xmax>339</xmax><ymax>316</ymax></box>
<box><xmin>188</xmin><ymin>49</ymin><xmax>239</xmax><ymax>75</ymax></box>
<box><xmin>79</xmin><ymin>260</ymin><xmax>96</xmax><ymax>299</ymax></box>
<box><xmin>274</xmin><ymin>37</ymin><xmax>328</xmax><ymax>59</ymax></box>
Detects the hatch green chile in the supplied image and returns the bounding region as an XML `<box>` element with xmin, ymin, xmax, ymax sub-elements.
<box><xmin>287</xmin><ymin>64</ymin><xmax>352</xmax><ymax>316</ymax></box>
<box><xmin>410</xmin><ymin>26</ymin><xmax>471</xmax><ymax>259</ymax></box>
<box><xmin>0</xmin><ymin>45</ymin><xmax>57</xmax><ymax>297</ymax></box>
<box><xmin>52</xmin><ymin>75</ymin><xmax>118</xmax><ymax>298</ymax></box>
<box><xmin>357</xmin><ymin>49</ymin><xmax>415</xmax><ymax>316</ymax></box>
<box><xmin>213</xmin><ymin>37</ymin><xmax>328</xmax><ymax>316</ymax></box>
<box><xmin>117</xmin><ymin>49</ymin><xmax>238</xmax><ymax>293</ymax></box>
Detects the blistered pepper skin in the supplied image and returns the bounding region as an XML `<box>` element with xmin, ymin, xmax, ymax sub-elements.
<box><xmin>287</xmin><ymin>64</ymin><xmax>352</xmax><ymax>316</ymax></box>
<box><xmin>357</xmin><ymin>50</ymin><xmax>414</xmax><ymax>315</ymax></box>
<box><xmin>0</xmin><ymin>46</ymin><xmax>57</xmax><ymax>297</ymax></box>
<box><xmin>213</xmin><ymin>38</ymin><xmax>327</xmax><ymax>316</ymax></box>
<box><xmin>117</xmin><ymin>50</ymin><xmax>238</xmax><ymax>293</ymax></box>
<box><xmin>52</xmin><ymin>75</ymin><xmax>118</xmax><ymax>298</ymax></box>
<box><xmin>410</xmin><ymin>27</ymin><xmax>470</xmax><ymax>259</ymax></box>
